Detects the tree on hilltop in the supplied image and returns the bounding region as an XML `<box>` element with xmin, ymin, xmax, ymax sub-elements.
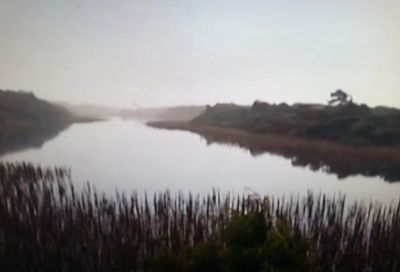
<box><xmin>328</xmin><ymin>90</ymin><xmax>353</xmax><ymax>106</ymax></box>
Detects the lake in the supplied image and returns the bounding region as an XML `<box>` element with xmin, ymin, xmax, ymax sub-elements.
<box><xmin>1</xmin><ymin>118</ymin><xmax>399</xmax><ymax>204</ymax></box>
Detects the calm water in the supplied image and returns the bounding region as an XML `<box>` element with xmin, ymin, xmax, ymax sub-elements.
<box><xmin>1</xmin><ymin>119</ymin><xmax>399</xmax><ymax>204</ymax></box>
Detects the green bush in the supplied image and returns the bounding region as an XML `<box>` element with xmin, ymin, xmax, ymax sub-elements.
<box><xmin>223</xmin><ymin>213</ymin><xmax>313</xmax><ymax>272</ymax></box>
<box><xmin>191</xmin><ymin>243</ymin><xmax>222</xmax><ymax>272</ymax></box>
<box><xmin>152</xmin><ymin>251</ymin><xmax>186</xmax><ymax>272</ymax></box>
<box><xmin>264</xmin><ymin>220</ymin><xmax>313</xmax><ymax>272</ymax></box>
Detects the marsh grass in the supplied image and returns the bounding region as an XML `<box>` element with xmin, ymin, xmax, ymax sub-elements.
<box><xmin>0</xmin><ymin>162</ymin><xmax>399</xmax><ymax>271</ymax></box>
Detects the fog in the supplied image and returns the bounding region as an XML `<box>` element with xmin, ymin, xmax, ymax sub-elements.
<box><xmin>1</xmin><ymin>0</ymin><xmax>399</xmax><ymax>108</ymax></box>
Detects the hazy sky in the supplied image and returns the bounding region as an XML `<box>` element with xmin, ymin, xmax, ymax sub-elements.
<box><xmin>1</xmin><ymin>0</ymin><xmax>399</xmax><ymax>107</ymax></box>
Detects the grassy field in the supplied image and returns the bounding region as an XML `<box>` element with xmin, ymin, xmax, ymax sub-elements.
<box><xmin>0</xmin><ymin>162</ymin><xmax>399</xmax><ymax>271</ymax></box>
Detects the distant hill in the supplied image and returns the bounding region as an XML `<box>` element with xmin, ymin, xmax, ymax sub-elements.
<box><xmin>57</xmin><ymin>102</ymin><xmax>206</xmax><ymax>122</ymax></box>
<box><xmin>192</xmin><ymin>101</ymin><xmax>400</xmax><ymax>146</ymax></box>
<box><xmin>121</xmin><ymin>105</ymin><xmax>206</xmax><ymax>121</ymax></box>
<box><xmin>57</xmin><ymin>102</ymin><xmax>122</xmax><ymax>119</ymax></box>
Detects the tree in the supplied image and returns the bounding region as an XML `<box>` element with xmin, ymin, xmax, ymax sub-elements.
<box><xmin>328</xmin><ymin>90</ymin><xmax>352</xmax><ymax>106</ymax></box>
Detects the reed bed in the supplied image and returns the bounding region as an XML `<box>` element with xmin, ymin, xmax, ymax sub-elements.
<box><xmin>0</xmin><ymin>162</ymin><xmax>399</xmax><ymax>271</ymax></box>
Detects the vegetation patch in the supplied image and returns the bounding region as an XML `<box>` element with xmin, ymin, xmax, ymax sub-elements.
<box><xmin>193</xmin><ymin>92</ymin><xmax>400</xmax><ymax>147</ymax></box>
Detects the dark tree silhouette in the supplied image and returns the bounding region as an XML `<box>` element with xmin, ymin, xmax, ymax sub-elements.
<box><xmin>328</xmin><ymin>90</ymin><xmax>352</xmax><ymax>106</ymax></box>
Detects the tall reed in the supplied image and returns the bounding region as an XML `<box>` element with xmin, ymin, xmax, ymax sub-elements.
<box><xmin>0</xmin><ymin>162</ymin><xmax>398</xmax><ymax>271</ymax></box>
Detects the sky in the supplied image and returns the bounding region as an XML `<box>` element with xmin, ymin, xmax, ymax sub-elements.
<box><xmin>0</xmin><ymin>0</ymin><xmax>399</xmax><ymax>108</ymax></box>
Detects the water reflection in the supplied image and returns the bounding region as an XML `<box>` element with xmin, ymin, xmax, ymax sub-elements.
<box><xmin>200</xmin><ymin>132</ymin><xmax>400</xmax><ymax>183</ymax></box>
<box><xmin>1</xmin><ymin>119</ymin><xmax>399</xmax><ymax>205</ymax></box>
<box><xmin>0</xmin><ymin>124</ymin><xmax>70</xmax><ymax>156</ymax></box>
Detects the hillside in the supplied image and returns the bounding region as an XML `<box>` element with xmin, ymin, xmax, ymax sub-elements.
<box><xmin>192</xmin><ymin>101</ymin><xmax>400</xmax><ymax>146</ymax></box>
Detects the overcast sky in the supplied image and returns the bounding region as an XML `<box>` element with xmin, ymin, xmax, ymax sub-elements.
<box><xmin>1</xmin><ymin>0</ymin><xmax>399</xmax><ymax>108</ymax></box>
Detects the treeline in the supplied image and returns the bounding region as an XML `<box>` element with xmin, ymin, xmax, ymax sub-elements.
<box><xmin>193</xmin><ymin>100</ymin><xmax>400</xmax><ymax>146</ymax></box>
<box><xmin>0</xmin><ymin>162</ymin><xmax>399</xmax><ymax>271</ymax></box>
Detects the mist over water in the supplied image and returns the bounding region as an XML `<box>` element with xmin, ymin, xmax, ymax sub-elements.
<box><xmin>1</xmin><ymin>118</ymin><xmax>399</xmax><ymax>205</ymax></box>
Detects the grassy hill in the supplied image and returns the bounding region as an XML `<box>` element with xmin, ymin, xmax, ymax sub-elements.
<box><xmin>192</xmin><ymin>101</ymin><xmax>400</xmax><ymax>146</ymax></box>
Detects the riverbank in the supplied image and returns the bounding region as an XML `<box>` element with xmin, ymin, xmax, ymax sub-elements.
<box><xmin>148</xmin><ymin>121</ymin><xmax>400</xmax><ymax>182</ymax></box>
